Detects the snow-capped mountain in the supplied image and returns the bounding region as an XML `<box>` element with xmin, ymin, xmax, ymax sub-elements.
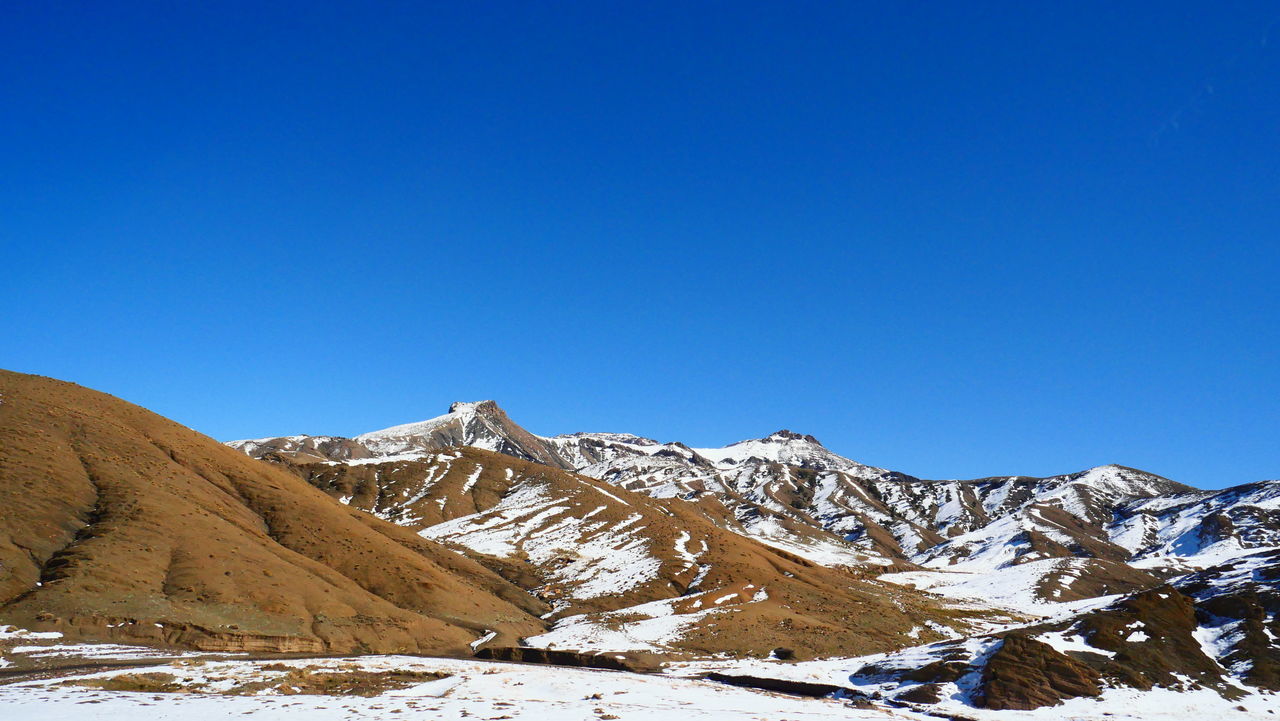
<box><xmin>227</xmin><ymin>401</ymin><xmax>1278</xmax><ymax>587</ymax></box>
<box><xmin>543</xmin><ymin>427</ymin><xmax>901</xmax><ymax>484</ymax></box>
<box><xmin>229</xmin><ymin>408</ymin><xmax>924</xmax><ymax>568</ymax></box>
<box><xmin>229</xmin><ymin>407</ymin><xmax>892</xmax><ymax>478</ymax></box>
<box><xmin>230</xmin><ymin>400</ymin><xmax>576</xmax><ymax>469</ymax></box>
<box><xmin>354</xmin><ymin>400</ymin><xmax>575</xmax><ymax>469</ymax></box>
<box><xmin>557</xmin><ymin>437</ymin><xmax>1216</xmax><ymax>578</ymax></box>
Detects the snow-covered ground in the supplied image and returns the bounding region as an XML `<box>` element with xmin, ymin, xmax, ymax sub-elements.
<box><xmin>1</xmin><ymin>625</ymin><xmax>231</xmax><ymax>663</ymax></box>
<box><xmin>671</xmin><ymin>653</ymin><xmax>1280</xmax><ymax>720</ymax></box>
<box><xmin>0</xmin><ymin>655</ymin><xmax>908</xmax><ymax>721</ymax></box>
<box><xmin>9</xmin><ymin>654</ymin><xmax>1272</xmax><ymax>721</ymax></box>
<box><xmin>4</xmin><ymin>629</ymin><xmax>1277</xmax><ymax>720</ymax></box>
<box><xmin>525</xmin><ymin>585</ymin><xmax>770</xmax><ymax>652</ymax></box>
<box><xmin>878</xmin><ymin>559</ymin><xmax>1122</xmax><ymax>619</ymax></box>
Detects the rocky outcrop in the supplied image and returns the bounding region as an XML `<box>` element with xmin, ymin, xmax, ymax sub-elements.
<box><xmin>701</xmin><ymin>672</ymin><xmax>852</xmax><ymax>698</ymax></box>
<box><xmin>1074</xmin><ymin>587</ymin><xmax>1224</xmax><ymax>691</ymax></box>
<box><xmin>974</xmin><ymin>634</ymin><xmax>1102</xmax><ymax>710</ymax></box>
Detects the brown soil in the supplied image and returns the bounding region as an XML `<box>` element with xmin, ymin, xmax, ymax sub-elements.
<box><xmin>0</xmin><ymin>370</ymin><xmax>547</xmax><ymax>655</ymax></box>
<box><xmin>70</xmin><ymin>672</ymin><xmax>191</xmax><ymax>693</ymax></box>
<box><xmin>68</xmin><ymin>665</ymin><xmax>448</xmax><ymax>696</ymax></box>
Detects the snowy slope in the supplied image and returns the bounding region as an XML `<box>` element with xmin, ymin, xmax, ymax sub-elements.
<box><xmin>0</xmin><ymin>653</ymin><xmax>897</xmax><ymax>721</ymax></box>
<box><xmin>287</xmin><ymin>446</ymin><xmax>958</xmax><ymax>657</ymax></box>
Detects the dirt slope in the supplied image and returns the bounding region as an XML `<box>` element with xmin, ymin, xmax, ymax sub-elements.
<box><xmin>0</xmin><ymin>370</ymin><xmax>547</xmax><ymax>655</ymax></box>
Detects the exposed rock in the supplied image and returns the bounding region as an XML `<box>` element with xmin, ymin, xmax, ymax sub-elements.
<box><xmin>975</xmin><ymin>634</ymin><xmax>1101</xmax><ymax>710</ymax></box>
<box><xmin>895</xmin><ymin>682</ymin><xmax>943</xmax><ymax>704</ymax></box>
<box><xmin>1075</xmin><ymin>587</ymin><xmax>1224</xmax><ymax>691</ymax></box>
<box><xmin>701</xmin><ymin>672</ymin><xmax>851</xmax><ymax>698</ymax></box>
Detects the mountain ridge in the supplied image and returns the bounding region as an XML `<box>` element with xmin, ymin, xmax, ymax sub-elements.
<box><xmin>226</xmin><ymin>400</ymin><xmax>1280</xmax><ymax>607</ymax></box>
<box><xmin>229</xmin><ymin>400</ymin><xmax>1210</xmax><ymax>491</ymax></box>
<box><xmin>227</xmin><ymin>401</ymin><xmax>1278</xmax><ymax>585</ymax></box>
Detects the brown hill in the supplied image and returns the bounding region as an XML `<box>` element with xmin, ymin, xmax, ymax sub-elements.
<box><xmin>0</xmin><ymin>370</ymin><xmax>547</xmax><ymax>655</ymax></box>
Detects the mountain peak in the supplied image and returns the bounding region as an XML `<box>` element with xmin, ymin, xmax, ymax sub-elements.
<box><xmin>359</xmin><ymin>401</ymin><xmax>507</xmax><ymax>442</ymax></box>
<box><xmin>764</xmin><ymin>429</ymin><xmax>823</xmax><ymax>446</ymax></box>
<box><xmin>449</xmin><ymin>400</ymin><xmax>500</xmax><ymax>415</ymax></box>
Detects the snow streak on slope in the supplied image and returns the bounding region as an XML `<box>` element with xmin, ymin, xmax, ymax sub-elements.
<box><xmin>524</xmin><ymin>589</ymin><xmax>769</xmax><ymax>653</ymax></box>
<box><xmin>289</xmin><ymin>446</ymin><xmax>963</xmax><ymax>658</ymax></box>
<box><xmin>880</xmin><ymin>558</ymin><xmax>1126</xmax><ymax>618</ymax></box>
<box><xmin>421</xmin><ymin>482</ymin><xmax>663</xmax><ymax>601</ymax></box>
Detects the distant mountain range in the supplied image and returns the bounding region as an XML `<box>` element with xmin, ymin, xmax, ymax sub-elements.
<box><xmin>230</xmin><ymin>399</ymin><xmax>1278</xmax><ymax>588</ymax></box>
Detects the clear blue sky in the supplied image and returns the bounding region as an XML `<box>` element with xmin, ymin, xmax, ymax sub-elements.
<box><xmin>3</xmin><ymin>2</ymin><xmax>1277</xmax><ymax>488</ymax></box>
